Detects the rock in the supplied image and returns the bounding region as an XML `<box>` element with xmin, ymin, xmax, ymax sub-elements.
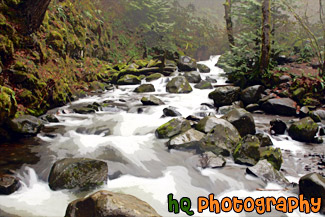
<box><xmin>155</xmin><ymin>118</ymin><xmax>191</xmax><ymax>139</ymax></box>
<box><xmin>43</xmin><ymin>114</ymin><xmax>59</xmax><ymax>123</ymax></box>
<box><xmin>166</xmin><ymin>76</ymin><xmax>192</xmax><ymax>94</ymax></box>
<box><xmin>200</xmin><ymin>152</ymin><xmax>226</xmax><ymax>168</ymax></box>
<box><xmin>300</xmin><ymin>106</ymin><xmax>310</xmax><ymax>117</ymax></box>
<box><xmin>222</xmin><ymin>108</ymin><xmax>256</xmax><ymax>137</ymax></box>
<box><xmin>270</xmin><ymin>118</ymin><xmax>287</xmax><ymax>135</ymax></box>
<box><xmin>288</xmin><ymin>117</ymin><xmax>319</xmax><ymax>143</ymax></box>
<box><xmin>177</xmin><ymin>56</ymin><xmax>197</xmax><ymax>72</ymax></box>
<box><xmin>194</xmin><ymin>80</ymin><xmax>213</xmax><ymax>89</ymax></box>
<box><xmin>279</xmin><ymin>75</ymin><xmax>292</xmax><ymax>83</ymax></box>
<box><xmin>261</xmin><ymin>98</ymin><xmax>297</xmax><ymax>116</ymax></box>
<box><xmin>312</xmin><ymin>109</ymin><xmax>325</xmax><ymax>120</ymax></box>
<box><xmin>73</xmin><ymin>107</ymin><xmax>96</xmax><ymax>114</ymax></box>
<box><xmin>0</xmin><ymin>86</ymin><xmax>17</xmax><ymax>124</ymax></box>
<box><xmin>197</xmin><ymin>64</ymin><xmax>210</xmax><ymax>73</ymax></box>
<box><xmin>259</xmin><ymin>146</ymin><xmax>283</xmax><ymax>170</ymax></box>
<box><xmin>196</xmin><ymin>116</ymin><xmax>220</xmax><ymax>133</ymax></box>
<box><xmin>0</xmin><ymin>174</ymin><xmax>20</xmax><ymax>195</ymax></box>
<box><xmin>48</xmin><ymin>158</ymin><xmax>108</xmax><ymax>191</ymax></box>
<box><xmin>245</xmin><ymin>104</ymin><xmax>260</xmax><ymax>112</ymax></box>
<box><xmin>200</xmin><ymin>119</ymin><xmax>241</xmax><ymax>156</ymax></box>
<box><xmin>246</xmin><ymin>160</ymin><xmax>289</xmax><ymax>184</ymax></box>
<box><xmin>240</xmin><ymin>85</ymin><xmax>265</xmax><ymax>105</ymax></box>
<box><xmin>163</xmin><ymin>107</ymin><xmax>182</xmax><ymax>117</ymax></box>
<box><xmin>168</xmin><ymin>128</ymin><xmax>205</xmax><ymax>149</ymax></box>
<box><xmin>309</xmin><ymin>111</ymin><xmax>322</xmax><ymax>123</ymax></box>
<box><xmin>299</xmin><ymin>173</ymin><xmax>325</xmax><ymax>214</ymax></box>
<box><xmin>65</xmin><ymin>190</ymin><xmax>161</xmax><ymax>217</ymax></box>
<box><xmin>141</xmin><ymin>95</ymin><xmax>164</xmax><ymax>106</ymax></box>
<box><xmin>117</xmin><ymin>74</ymin><xmax>141</xmax><ymax>85</ymax></box>
<box><xmin>206</xmin><ymin>76</ymin><xmax>217</xmax><ymax>83</ymax></box>
<box><xmin>183</xmin><ymin>71</ymin><xmax>202</xmax><ymax>83</ymax></box>
<box><xmin>8</xmin><ymin>115</ymin><xmax>44</xmax><ymax>136</ymax></box>
<box><xmin>146</xmin><ymin>73</ymin><xmax>163</xmax><ymax>82</ymax></box>
<box><xmin>134</xmin><ymin>84</ymin><xmax>155</xmax><ymax>93</ymax></box>
<box><xmin>256</xmin><ymin>133</ymin><xmax>273</xmax><ymax>147</ymax></box>
<box><xmin>292</xmin><ymin>87</ymin><xmax>306</xmax><ymax>102</ymax></box>
<box><xmin>208</xmin><ymin>86</ymin><xmax>241</xmax><ymax>107</ymax></box>
<box><xmin>218</xmin><ymin>105</ymin><xmax>240</xmax><ymax>115</ymax></box>
<box><xmin>147</xmin><ymin>59</ymin><xmax>162</xmax><ymax>68</ymax></box>
<box><xmin>233</xmin><ymin>135</ymin><xmax>261</xmax><ymax>166</ymax></box>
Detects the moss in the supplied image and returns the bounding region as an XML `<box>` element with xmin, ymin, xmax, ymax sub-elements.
<box><xmin>0</xmin><ymin>86</ymin><xmax>17</xmax><ymax>123</ymax></box>
<box><xmin>0</xmin><ymin>35</ymin><xmax>14</xmax><ymax>61</ymax></box>
<box><xmin>146</xmin><ymin>73</ymin><xmax>162</xmax><ymax>82</ymax></box>
<box><xmin>135</xmin><ymin>59</ymin><xmax>149</xmax><ymax>68</ymax></box>
<box><xmin>260</xmin><ymin>147</ymin><xmax>283</xmax><ymax>170</ymax></box>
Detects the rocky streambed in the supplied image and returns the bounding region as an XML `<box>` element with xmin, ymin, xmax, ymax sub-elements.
<box><xmin>0</xmin><ymin>56</ymin><xmax>324</xmax><ymax>217</ymax></box>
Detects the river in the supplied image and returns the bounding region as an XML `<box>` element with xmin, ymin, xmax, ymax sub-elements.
<box><xmin>0</xmin><ymin>56</ymin><xmax>323</xmax><ymax>217</ymax></box>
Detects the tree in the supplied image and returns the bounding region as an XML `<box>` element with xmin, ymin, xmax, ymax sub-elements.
<box><xmin>260</xmin><ymin>0</ymin><xmax>271</xmax><ymax>73</ymax></box>
<box><xmin>224</xmin><ymin>0</ymin><xmax>235</xmax><ymax>47</ymax></box>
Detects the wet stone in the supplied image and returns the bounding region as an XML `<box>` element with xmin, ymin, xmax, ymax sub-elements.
<box><xmin>0</xmin><ymin>174</ymin><xmax>20</xmax><ymax>195</ymax></box>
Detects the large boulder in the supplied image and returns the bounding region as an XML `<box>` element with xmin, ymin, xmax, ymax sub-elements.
<box><xmin>208</xmin><ymin>86</ymin><xmax>241</xmax><ymax>107</ymax></box>
<box><xmin>222</xmin><ymin>108</ymin><xmax>256</xmax><ymax>137</ymax></box>
<box><xmin>183</xmin><ymin>71</ymin><xmax>202</xmax><ymax>83</ymax></box>
<box><xmin>0</xmin><ymin>174</ymin><xmax>21</xmax><ymax>195</ymax></box>
<box><xmin>7</xmin><ymin>115</ymin><xmax>44</xmax><ymax>136</ymax></box>
<box><xmin>259</xmin><ymin>146</ymin><xmax>283</xmax><ymax>170</ymax></box>
<box><xmin>240</xmin><ymin>85</ymin><xmax>265</xmax><ymax>105</ymax></box>
<box><xmin>200</xmin><ymin>119</ymin><xmax>241</xmax><ymax>156</ymax></box>
<box><xmin>166</xmin><ymin>76</ymin><xmax>192</xmax><ymax>94</ymax></box>
<box><xmin>194</xmin><ymin>80</ymin><xmax>213</xmax><ymax>89</ymax></box>
<box><xmin>200</xmin><ymin>152</ymin><xmax>226</xmax><ymax>168</ymax></box>
<box><xmin>0</xmin><ymin>86</ymin><xmax>17</xmax><ymax>124</ymax></box>
<box><xmin>197</xmin><ymin>64</ymin><xmax>210</xmax><ymax>73</ymax></box>
<box><xmin>48</xmin><ymin>158</ymin><xmax>108</xmax><ymax>191</ymax></box>
<box><xmin>261</xmin><ymin>98</ymin><xmax>297</xmax><ymax>116</ymax></box>
<box><xmin>65</xmin><ymin>190</ymin><xmax>161</xmax><ymax>217</ymax></box>
<box><xmin>168</xmin><ymin>128</ymin><xmax>205</xmax><ymax>149</ymax></box>
<box><xmin>155</xmin><ymin>118</ymin><xmax>191</xmax><ymax>139</ymax></box>
<box><xmin>146</xmin><ymin>73</ymin><xmax>163</xmax><ymax>82</ymax></box>
<box><xmin>246</xmin><ymin>159</ymin><xmax>289</xmax><ymax>185</ymax></box>
<box><xmin>141</xmin><ymin>95</ymin><xmax>164</xmax><ymax>105</ymax></box>
<box><xmin>288</xmin><ymin>117</ymin><xmax>319</xmax><ymax>143</ymax></box>
<box><xmin>299</xmin><ymin>173</ymin><xmax>325</xmax><ymax>214</ymax></box>
<box><xmin>117</xmin><ymin>75</ymin><xmax>141</xmax><ymax>85</ymax></box>
<box><xmin>134</xmin><ymin>84</ymin><xmax>155</xmax><ymax>93</ymax></box>
<box><xmin>233</xmin><ymin>135</ymin><xmax>261</xmax><ymax>166</ymax></box>
<box><xmin>177</xmin><ymin>56</ymin><xmax>197</xmax><ymax>72</ymax></box>
<box><xmin>196</xmin><ymin>116</ymin><xmax>220</xmax><ymax>133</ymax></box>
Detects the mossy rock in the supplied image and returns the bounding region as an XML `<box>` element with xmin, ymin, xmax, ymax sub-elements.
<box><xmin>17</xmin><ymin>89</ymin><xmax>38</xmax><ymax>106</ymax></box>
<box><xmin>194</xmin><ymin>80</ymin><xmax>213</xmax><ymax>89</ymax></box>
<box><xmin>166</xmin><ymin>76</ymin><xmax>192</xmax><ymax>94</ymax></box>
<box><xmin>155</xmin><ymin>118</ymin><xmax>191</xmax><ymax>139</ymax></box>
<box><xmin>141</xmin><ymin>95</ymin><xmax>164</xmax><ymax>105</ymax></box>
<box><xmin>292</xmin><ymin>87</ymin><xmax>305</xmax><ymax>103</ymax></box>
<box><xmin>146</xmin><ymin>73</ymin><xmax>163</xmax><ymax>82</ymax></box>
<box><xmin>7</xmin><ymin>115</ymin><xmax>44</xmax><ymax>136</ymax></box>
<box><xmin>0</xmin><ymin>86</ymin><xmax>17</xmax><ymax>124</ymax></box>
<box><xmin>0</xmin><ymin>35</ymin><xmax>14</xmax><ymax>61</ymax></box>
<box><xmin>147</xmin><ymin>59</ymin><xmax>162</xmax><ymax>68</ymax></box>
<box><xmin>117</xmin><ymin>75</ymin><xmax>141</xmax><ymax>85</ymax></box>
<box><xmin>288</xmin><ymin>117</ymin><xmax>319</xmax><ymax>143</ymax></box>
<box><xmin>233</xmin><ymin>135</ymin><xmax>260</xmax><ymax>166</ymax></box>
<box><xmin>259</xmin><ymin>146</ymin><xmax>283</xmax><ymax>170</ymax></box>
<box><xmin>134</xmin><ymin>59</ymin><xmax>149</xmax><ymax>68</ymax></box>
<box><xmin>134</xmin><ymin>84</ymin><xmax>155</xmax><ymax>93</ymax></box>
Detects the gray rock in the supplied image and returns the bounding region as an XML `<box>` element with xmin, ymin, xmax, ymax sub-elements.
<box><xmin>270</xmin><ymin>118</ymin><xmax>287</xmax><ymax>135</ymax></box>
<box><xmin>300</xmin><ymin>106</ymin><xmax>310</xmax><ymax>117</ymax></box>
<box><xmin>312</xmin><ymin>109</ymin><xmax>325</xmax><ymax>120</ymax></box>
<box><xmin>246</xmin><ymin>159</ymin><xmax>289</xmax><ymax>184</ymax></box>
<box><xmin>183</xmin><ymin>71</ymin><xmax>202</xmax><ymax>83</ymax></box>
<box><xmin>155</xmin><ymin>118</ymin><xmax>191</xmax><ymax>139</ymax></box>
<box><xmin>0</xmin><ymin>174</ymin><xmax>20</xmax><ymax>195</ymax></box>
<box><xmin>196</xmin><ymin>116</ymin><xmax>220</xmax><ymax>133</ymax></box>
<box><xmin>117</xmin><ymin>74</ymin><xmax>141</xmax><ymax>85</ymax></box>
<box><xmin>194</xmin><ymin>80</ymin><xmax>213</xmax><ymax>89</ymax></box>
<box><xmin>197</xmin><ymin>64</ymin><xmax>210</xmax><ymax>73</ymax></box>
<box><xmin>200</xmin><ymin>119</ymin><xmax>241</xmax><ymax>156</ymax></box>
<box><xmin>233</xmin><ymin>135</ymin><xmax>261</xmax><ymax>166</ymax></box>
<box><xmin>222</xmin><ymin>108</ymin><xmax>256</xmax><ymax>137</ymax></box>
<box><xmin>262</xmin><ymin>98</ymin><xmax>297</xmax><ymax>116</ymax></box>
<box><xmin>141</xmin><ymin>95</ymin><xmax>164</xmax><ymax>105</ymax></box>
<box><xmin>208</xmin><ymin>86</ymin><xmax>241</xmax><ymax>107</ymax></box>
<box><xmin>65</xmin><ymin>190</ymin><xmax>161</xmax><ymax>217</ymax></box>
<box><xmin>245</xmin><ymin>104</ymin><xmax>260</xmax><ymax>112</ymax></box>
<box><xmin>288</xmin><ymin>117</ymin><xmax>319</xmax><ymax>143</ymax></box>
<box><xmin>168</xmin><ymin>128</ymin><xmax>205</xmax><ymax>149</ymax></box>
<box><xmin>299</xmin><ymin>173</ymin><xmax>325</xmax><ymax>214</ymax></box>
<box><xmin>146</xmin><ymin>73</ymin><xmax>163</xmax><ymax>82</ymax></box>
<box><xmin>256</xmin><ymin>133</ymin><xmax>273</xmax><ymax>147</ymax></box>
<box><xmin>163</xmin><ymin>107</ymin><xmax>182</xmax><ymax>117</ymax></box>
<box><xmin>206</xmin><ymin>76</ymin><xmax>217</xmax><ymax>83</ymax></box>
<box><xmin>240</xmin><ymin>85</ymin><xmax>265</xmax><ymax>105</ymax></box>
<box><xmin>279</xmin><ymin>75</ymin><xmax>292</xmax><ymax>83</ymax></box>
<box><xmin>8</xmin><ymin>115</ymin><xmax>44</xmax><ymax>136</ymax></box>
<box><xmin>177</xmin><ymin>56</ymin><xmax>197</xmax><ymax>72</ymax></box>
<box><xmin>200</xmin><ymin>152</ymin><xmax>226</xmax><ymax>168</ymax></box>
<box><xmin>166</xmin><ymin>76</ymin><xmax>193</xmax><ymax>94</ymax></box>
<box><xmin>42</xmin><ymin>114</ymin><xmax>59</xmax><ymax>123</ymax></box>
<box><xmin>134</xmin><ymin>84</ymin><xmax>155</xmax><ymax>93</ymax></box>
<box><xmin>218</xmin><ymin>105</ymin><xmax>240</xmax><ymax>115</ymax></box>
<box><xmin>48</xmin><ymin>158</ymin><xmax>108</xmax><ymax>191</ymax></box>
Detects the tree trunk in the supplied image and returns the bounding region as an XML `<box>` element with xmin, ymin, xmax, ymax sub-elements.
<box><xmin>20</xmin><ymin>0</ymin><xmax>52</xmax><ymax>35</ymax></box>
<box><xmin>260</xmin><ymin>0</ymin><xmax>271</xmax><ymax>73</ymax></box>
<box><xmin>224</xmin><ymin>0</ymin><xmax>235</xmax><ymax>48</ymax></box>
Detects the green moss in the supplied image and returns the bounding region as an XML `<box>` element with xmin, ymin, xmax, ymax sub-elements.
<box><xmin>260</xmin><ymin>147</ymin><xmax>283</xmax><ymax>170</ymax></box>
<box><xmin>0</xmin><ymin>35</ymin><xmax>14</xmax><ymax>61</ymax></box>
<box><xmin>146</xmin><ymin>73</ymin><xmax>162</xmax><ymax>82</ymax></box>
<box><xmin>0</xmin><ymin>86</ymin><xmax>17</xmax><ymax>123</ymax></box>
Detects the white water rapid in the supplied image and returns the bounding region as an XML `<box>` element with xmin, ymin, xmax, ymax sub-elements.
<box><xmin>0</xmin><ymin>56</ymin><xmax>323</xmax><ymax>217</ymax></box>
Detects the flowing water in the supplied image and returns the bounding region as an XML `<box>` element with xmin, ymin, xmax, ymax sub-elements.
<box><xmin>0</xmin><ymin>56</ymin><xmax>324</xmax><ymax>217</ymax></box>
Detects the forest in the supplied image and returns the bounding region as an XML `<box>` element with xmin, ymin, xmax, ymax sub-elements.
<box><xmin>0</xmin><ymin>0</ymin><xmax>324</xmax><ymax>216</ymax></box>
